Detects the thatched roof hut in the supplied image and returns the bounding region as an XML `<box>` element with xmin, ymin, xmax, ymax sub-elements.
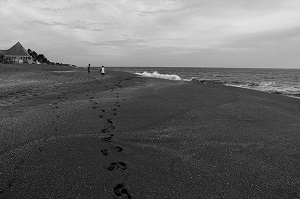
<box><xmin>0</xmin><ymin>50</ymin><xmax>6</xmax><ymax>56</ymax></box>
<box><xmin>1</xmin><ymin>42</ymin><xmax>32</xmax><ymax>64</ymax></box>
<box><xmin>5</xmin><ymin>42</ymin><xmax>30</xmax><ymax>56</ymax></box>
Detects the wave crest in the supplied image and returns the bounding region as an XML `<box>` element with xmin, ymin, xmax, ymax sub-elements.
<box><xmin>135</xmin><ymin>71</ymin><xmax>181</xmax><ymax>81</ymax></box>
<box><xmin>190</xmin><ymin>78</ymin><xmax>224</xmax><ymax>84</ymax></box>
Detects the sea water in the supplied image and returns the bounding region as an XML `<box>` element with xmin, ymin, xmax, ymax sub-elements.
<box><xmin>112</xmin><ymin>67</ymin><xmax>300</xmax><ymax>99</ymax></box>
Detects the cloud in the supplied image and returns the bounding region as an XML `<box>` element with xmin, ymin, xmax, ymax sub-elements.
<box><xmin>1</xmin><ymin>0</ymin><xmax>300</xmax><ymax>67</ymax></box>
<box><xmin>28</xmin><ymin>19</ymin><xmax>106</xmax><ymax>32</ymax></box>
<box><xmin>229</xmin><ymin>26</ymin><xmax>300</xmax><ymax>47</ymax></box>
<box><xmin>83</xmin><ymin>38</ymin><xmax>147</xmax><ymax>48</ymax></box>
<box><xmin>27</xmin><ymin>0</ymin><xmax>99</xmax><ymax>12</ymax></box>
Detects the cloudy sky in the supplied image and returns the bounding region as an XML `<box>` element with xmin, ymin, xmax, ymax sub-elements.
<box><xmin>1</xmin><ymin>0</ymin><xmax>300</xmax><ymax>68</ymax></box>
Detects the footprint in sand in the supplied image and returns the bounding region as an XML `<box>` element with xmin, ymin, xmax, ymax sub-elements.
<box><xmin>115</xmin><ymin>146</ymin><xmax>123</xmax><ymax>152</ymax></box>
<box><xmin>102</xmin><ymin>135</ymin><xmax>114</xmax><ymax>142</ymax></box>
<box><xmin>107</xmin><ymin>162</ymin><xmax>118</xmax><ymax>171</ymax></box>
<box><xmin>101</xmin><ymin>149</ymin><xmax>108</xmax><ymax>156</ymax></box>
<box><xmin>110</xmin><ymin>125</ymin><xmax>116</xmax><ymax>130</ymax></box>
<box><xmin>101</xmin><ymin>146</ymin><xmax>123</xmax><ymax>157</ymax></box>
<box><xmin>118</xmin><ymin>162</ymin><xmax>127</xmax><ymax>170</ymax></box>
<box><xmin>113</xmin><ymin>183</ymin><xmax>132</xmax><ymax>199</ymax></box>
<box><xmin>107</xmin><ymin>162</ymin><xmax>127</xmax><ymax>171</ymax></box>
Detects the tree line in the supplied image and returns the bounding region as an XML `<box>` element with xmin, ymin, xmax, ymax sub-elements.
<box><xmin>27</xmin><ymin>49</ymin><xmax>75</xmax><ymax>67</ymax></box>
<box><xmin>27</xmin><ymin>49</ymin><xmax>50</xmax><ymax>64</ymax></box>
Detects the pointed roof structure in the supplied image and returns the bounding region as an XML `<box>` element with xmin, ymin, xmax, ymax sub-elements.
<box><xmin>0</xmin><ymin>50</ymin><xmax>6</xmax><ymax>55</ymax></box>
<box><xmin>5</xmin><ymin>42</ymin><xmax>30</xmax><ymax>56</ymax></box>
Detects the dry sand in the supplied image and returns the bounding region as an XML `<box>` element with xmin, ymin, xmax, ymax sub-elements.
<box><xmin>1</xmin><ymin>64</ymin><xmax>300</xmax><ymax>198</ymax></box>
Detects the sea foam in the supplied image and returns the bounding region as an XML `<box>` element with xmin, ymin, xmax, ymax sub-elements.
<box><xmin>135</xmin><ymin>71</ymin><xmax>181</xmax><ymax>81</ymax></box>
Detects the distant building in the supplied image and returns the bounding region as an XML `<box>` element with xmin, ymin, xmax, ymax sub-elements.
<box><xmin>0</xmin><ymin>42</ymin><xmax>33</xmax><ymax>64</ymax></box>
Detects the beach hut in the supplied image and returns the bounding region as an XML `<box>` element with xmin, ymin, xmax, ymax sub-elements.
<box><xmin>1</xmin><ymin>42</ymin><xmax>33</xmax><ymax>64</ymax></box>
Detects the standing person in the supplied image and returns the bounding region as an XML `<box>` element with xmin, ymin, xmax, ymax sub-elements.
<box><xmin>100</xmin><ymin>65</ymin><xmax>105</xmax><ymax>75</ymax></box>
<box><xmin>87</xmin><ymin>63</ymin><xmax>91</xmax><ymax>74</ymax></box>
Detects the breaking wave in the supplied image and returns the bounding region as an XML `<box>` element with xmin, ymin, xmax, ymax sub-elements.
<box><xmin>132</xmin><ymin>69</ymin><xmax>300</xmax><ymax>99</ymax></box>
<box><xmin>135</xmin><ymin>71</ymin><xmax>182</xmax><ymax>81</ymax></box>
<box><xmin>189</xmin><ymin>78</ymin><xmax>224</xmax><ymax>84</ymax></box>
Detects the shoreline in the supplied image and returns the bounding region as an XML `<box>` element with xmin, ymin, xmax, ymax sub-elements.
<box><xmin>115</xmin><ymin>67</ymin><xmax>300</xmax><ymax>100</ymax></box>
<box><xmin>1</xmin><ymin>64</ymin><xmax>300</xmax><ymax>198</ymax></box>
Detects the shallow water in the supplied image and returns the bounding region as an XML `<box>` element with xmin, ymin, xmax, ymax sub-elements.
<box><xmin>112</xmin><ymin>67</ymin><xmax>300</xmax><ymax>99</ymax></box>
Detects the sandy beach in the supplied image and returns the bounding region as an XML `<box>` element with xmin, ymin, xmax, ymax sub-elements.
<box><xmin>1</xmin><ymin>64</ymin><xmax>300</xmax><ymax>198</ymax></box>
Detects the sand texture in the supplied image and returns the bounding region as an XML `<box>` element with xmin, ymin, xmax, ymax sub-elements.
<box><xmin>1</xmin><ymin>64</ymin><xmax>300</xmax><ymax>198</ymax></box>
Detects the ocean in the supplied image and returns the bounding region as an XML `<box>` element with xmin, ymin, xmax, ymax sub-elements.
<box><xmin>111</xmin><ymin>67</ymin><xmax>300</xmax><ymax>99</ymax></box>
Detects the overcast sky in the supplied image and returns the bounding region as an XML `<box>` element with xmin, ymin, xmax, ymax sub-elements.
<box><xmin>1</xmin><ymin>0</ymin><xmax>300</xmax><ymax>68</ymax></box>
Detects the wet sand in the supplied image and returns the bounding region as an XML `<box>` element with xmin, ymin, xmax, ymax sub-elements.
<box><xmin>1</xmin><ymin>64</ymin><xmax>300</xmax><ymax>198</ymax></box>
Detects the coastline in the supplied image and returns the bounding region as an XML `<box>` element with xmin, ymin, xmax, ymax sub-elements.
<box><xmin>115</xmin><ymin>67</ymin><xmax>300</xmax><ymax>99</ymax></box>
<box><xmin>1</xmin><ymin>64</ymin><xmax>300</xmax><ymax>198</ymax></box>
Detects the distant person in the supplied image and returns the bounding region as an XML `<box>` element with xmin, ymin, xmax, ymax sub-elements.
<box><xmin>101</xmin><ymin>65</ymin><xmax>105</xmax><ymax>75</ymax></box>
<box><xmin>88</xmin><ymin>63</ymin><xmax>91</xmax><ymax>74</ymax></box>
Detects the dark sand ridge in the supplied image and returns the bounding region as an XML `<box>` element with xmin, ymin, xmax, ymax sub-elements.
<box><xmin>1</xmin><ymin>64</ymin><xmax>300</xmax><ymax>198</ymax></box>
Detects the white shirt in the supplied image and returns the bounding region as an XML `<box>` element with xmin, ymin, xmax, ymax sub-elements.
<box><xmin>101</xmin><ymin>67</ymin><xmax>105</xmax><ymax>73</ymax></box>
